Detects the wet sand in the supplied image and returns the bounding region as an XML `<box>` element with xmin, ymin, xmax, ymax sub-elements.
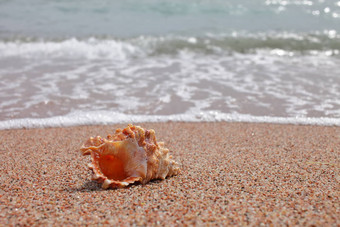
<box><xmin>0</xmin><ymin>122</ymin><xmax>339</xmax><ymax>225</ymax></box>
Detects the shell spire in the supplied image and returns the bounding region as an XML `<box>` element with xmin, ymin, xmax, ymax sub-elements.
<box><xmin>80</xmin><ymin>124</ymin><xmax>180</xmax><ymax>189</ymax></box>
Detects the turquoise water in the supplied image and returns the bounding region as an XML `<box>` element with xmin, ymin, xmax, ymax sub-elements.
<box><xmin>0</xmin><ymin>0</ymin><xmax>340</xmax><ymax>128</ymax></box>
<box><xmin>1</xmin><ymin>0</ymin><xmax>340</xmax><ymax>38</ymax></box>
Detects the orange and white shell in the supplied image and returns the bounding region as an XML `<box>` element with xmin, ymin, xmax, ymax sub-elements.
<box><xmin>80</xmin><ymin>124</ymin><xmax>180</xmax><ymax>189</ymax></box>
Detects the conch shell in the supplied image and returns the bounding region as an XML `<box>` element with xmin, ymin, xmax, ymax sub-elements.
<box><xmin>80</xmin><ymin>124</ymin><xmax>180</xmax><ymax>189</ymax></box>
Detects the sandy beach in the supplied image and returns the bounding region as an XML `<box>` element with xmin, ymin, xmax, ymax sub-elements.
<box><xmin>0</xmin><ymin>122</ymin><xmax>339</xmax><ymax>225</ymax></box>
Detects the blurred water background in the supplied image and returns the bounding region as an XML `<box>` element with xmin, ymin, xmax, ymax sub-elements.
<box><xmin>1</xmin><ymin>0</ymin><xmax>340</xmax><ymax>128</ymax></box>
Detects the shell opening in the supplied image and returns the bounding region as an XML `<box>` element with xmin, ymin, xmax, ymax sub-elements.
<box><xmin>98</xmin><ymin>154</ymin><xmax>128</xmax><ymax>181</ymax></box>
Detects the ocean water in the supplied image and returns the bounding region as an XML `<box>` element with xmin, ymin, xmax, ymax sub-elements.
<box><xmin>0</xmin><ymin>0</ymin><xmax>340</xmax><ymax>129</ymax></box>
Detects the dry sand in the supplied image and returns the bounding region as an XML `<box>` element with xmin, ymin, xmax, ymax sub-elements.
<box><xmin>0</xmin><ymin>122</ymin><xmax>339</xmax><ymax>226</ymax></box>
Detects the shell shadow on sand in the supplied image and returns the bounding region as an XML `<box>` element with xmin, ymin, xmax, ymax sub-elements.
<box><xmin>76</xmin><ymin>180</ymin><xmax>104</xmax><ymax>192</ymax></box>
<box><xmin>72</xmin><ymin>179</ymin><xmax>156</xmax><ymax>192</ymax></box>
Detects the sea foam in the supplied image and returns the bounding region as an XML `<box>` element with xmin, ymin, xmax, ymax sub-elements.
<box><xmin>1</xmin><ymin>36</ymin><xmax>340</xmax><ymax>129</ymax></box>
<box><xmin>0</xmin><ymin>111</ymin><xmax>340</xmax><ymax>130</ymax></box>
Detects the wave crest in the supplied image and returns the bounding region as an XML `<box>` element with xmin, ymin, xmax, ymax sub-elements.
<box><xmin>1</xmin><ymin>33</ymin><xmax>340</xmax><ymax>60</ymax></box>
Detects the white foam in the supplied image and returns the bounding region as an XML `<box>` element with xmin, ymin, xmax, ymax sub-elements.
<box><xmin>0</xmin><ymin>111</ymin><xmax>339</xmax><ymax>130</ymax></box>
<box><xmin>1</xmin><ymin>36</ymin><xmax>340</xmax><ymax>126</ymax></box>
<box><xmin>0</xmin><ymin>38</ymin><xmax>143</xmax><ymax>60</ymax></box>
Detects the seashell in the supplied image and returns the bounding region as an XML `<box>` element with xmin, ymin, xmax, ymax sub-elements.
<box><xmin>80</xmin><ymin>124</ymin><xmax>180</xmax><ymax>189</ymax></box>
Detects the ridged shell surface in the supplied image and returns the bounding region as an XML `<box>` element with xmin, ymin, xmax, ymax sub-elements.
<box><xmin>80</xmin><ymin>124</ymin><xmax>180</xmax><ymax>189</ymax></box>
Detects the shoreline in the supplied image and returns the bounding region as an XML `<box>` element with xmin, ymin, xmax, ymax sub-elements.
<box><xmin>1</xmin><ymin>113</ymin><xmax>340</xmax><ymax>130</ymax></box>
<box><xmin>0</xmin><ymin>122</ymin><xmax>339</xmax><ymax>225</ymax></box>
